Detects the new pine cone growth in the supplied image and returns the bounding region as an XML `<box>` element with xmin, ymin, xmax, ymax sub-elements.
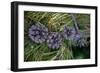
<box><xmin>28</xmin><ymin>22</ymin><xmax>87</xmax><ymax>49</ymax></box>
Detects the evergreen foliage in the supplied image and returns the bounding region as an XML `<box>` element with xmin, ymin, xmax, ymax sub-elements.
<box><xmin>24</xmin><ymin>11</ymin><xmax>90</xmax><ymax>61</ymax></box>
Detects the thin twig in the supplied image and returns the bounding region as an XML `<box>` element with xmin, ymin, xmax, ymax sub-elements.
<box><xmin>70</xmin><ymin>14</ymin><xmax>79</xmax><ymax>33</ymax></box>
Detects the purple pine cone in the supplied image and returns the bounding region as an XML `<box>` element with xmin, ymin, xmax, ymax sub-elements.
<box><xmin>73</xmin><ymin>34</ymin><xmax>81</xmax><ymax>41</ymax></box>
<box><xmin>63</xmin><ymin>26</ymin><xmax>76</xmax><ymax>40</ymax></box>
<box><xmin>28</xmin><ymin>22</ymin><xmax>48</xmax><ymax>43</ymax></box>
<box><xmin>47</xmin><ymin>32</ymin><xmax>62</xmax><ymax>49</ymax></box>
<box><xmin>63</xmin><ymin>26</ymin><xmax>87</xmax><ymax>47</ymax></box>
<box><xmin>70</xmin><ymin>31</ymin><xmax>87</xmax><ymax>47</ymax></box>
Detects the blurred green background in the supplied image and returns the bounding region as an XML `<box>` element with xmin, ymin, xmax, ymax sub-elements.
<box><xmin>24</xmin><ymin>11</ymin><xmax>90</xmax><ymax>62</ymax></box>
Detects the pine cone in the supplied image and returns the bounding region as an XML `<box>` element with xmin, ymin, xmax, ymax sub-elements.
<box><xmin>47</xmin><ymin>32</ymin><xmax>62</xmax><ymax>49</ymax></box>
<box><xmin>28</xmin><ymin>22</ymin><xmax>48</xmax><ymax>43</ymax></box>
<box><xmin>63</xmin><ymin>26</ymin><xmax>76</xmax><ymax>40</ymax></box>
